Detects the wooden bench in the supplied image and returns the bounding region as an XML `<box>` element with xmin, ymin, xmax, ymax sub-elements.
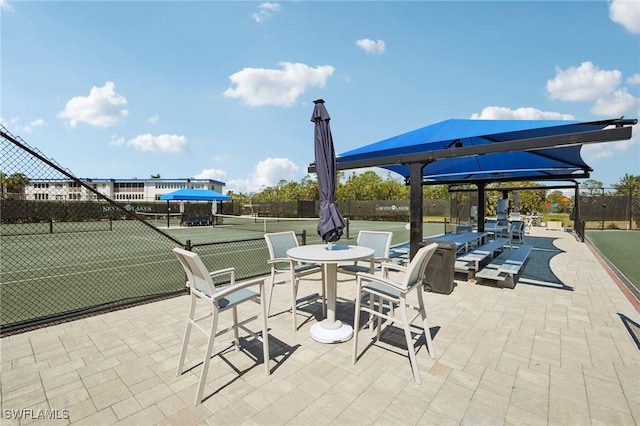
<box><xmin>455</xmin><ymin>238</ymin><xmax>509</xmax><ymax>278</ymax></box>
<box><xmin>475</xmin><ymin>244</ymin><xmax>533</xmax><ymax>288</ymax></box>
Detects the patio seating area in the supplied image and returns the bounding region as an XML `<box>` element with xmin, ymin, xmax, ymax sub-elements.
<box><xmin>1</xmin><ymin>226</ymin><xmax>639</xmax><ymax>425</ymax></box>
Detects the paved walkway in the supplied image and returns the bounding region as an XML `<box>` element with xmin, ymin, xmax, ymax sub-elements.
<box><xmin>2</xmin><ymin>227</ymin><xmax>639</xmax><ymax>425</ymax></box>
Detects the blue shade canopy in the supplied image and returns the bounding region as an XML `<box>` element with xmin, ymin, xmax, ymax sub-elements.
<box><xmin>159</xmin><ymin>188</ymin><xmax>230</xmax><ymax>201</ymax></box>
<box><xmin>330</xmin><ymin>116</ymin><xmax>635</xmax><ymax>260</ymax></box>
<box><xmin>336</xmin><ymin>119</ymin><xmax>621</xmax><ymax>183</ymax></box>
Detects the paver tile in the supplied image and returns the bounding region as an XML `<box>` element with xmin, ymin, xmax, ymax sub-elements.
<box><xmin>1</xmin><ymin>227</ymin><xmax>639</xmax><ymax>425</ymax></box>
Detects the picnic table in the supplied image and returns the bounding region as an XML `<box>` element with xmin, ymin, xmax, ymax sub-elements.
<box><xmin>475</xmin><ymin>245</ymin><xmax>533</xmax><ymax>288</ymax></box>
<box><xmin>455</xmin><ymin>237</ymin><xmax>510</xmax><ymax>278</ymax></box>
<box><xmin>390</xmin><ymin>231</ymin><xmax>489</xmax><ymax>259</ymax></box>
<box><xmin>424</xmin><ymin>232</ymin><xmax>489</xmax><ymax>255</ymax></box>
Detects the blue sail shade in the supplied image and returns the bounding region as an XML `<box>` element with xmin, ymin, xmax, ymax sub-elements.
<box><xmin>336</xmin><ymin>119</ymin><xmax>611</xmax><ymax>183</ymax></box>
<box><xmin>159</xmin><ymin>188</ymin><xmax>230</xmax><ymax>201</ymax></box>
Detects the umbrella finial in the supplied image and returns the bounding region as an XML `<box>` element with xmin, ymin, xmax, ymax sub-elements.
<box><xmin>313</xmin><ymin>99</ymin><xmax>325</xmax><ymax>104</ymax></box>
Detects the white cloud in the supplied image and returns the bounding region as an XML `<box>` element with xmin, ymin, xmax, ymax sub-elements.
<box><xmin>126</xmin><ymin>133</ymin><xmax>187</xmax><ymax>153</ymax></box>
<box><xmin>609</xmin><ymin>0</ymin><xmax>640</xmax><ymax>33</ymax></box>
<box><xmin>148</xmin><ymin>113</ymin><xmax>159</xmax><ymax>124</ymax></box>
<box><xmin>0</xmin><ymin>116</ymin><xmax>19</xmax><ymax>129</ymax></box>
<box><xmin>547</xmin><ymin>62</ymin><xmax>621</xmax><ymax>102</ymax></box>
<box><xmin>22</xmin><ymin>118</ymin><xmax>46</xmax><ymax>133</ymax></box>
<box><xmin>356</xmin><ymin>38</ymin><xmax>386</xmax><ymax>54</ymax></box>
<box><xmin>627</xmin><ymin>73</ymin><xmax>640</xmax><ymax>85</ymax></box>
<box><xmin>226</xmin><ymin>157</ymin><xmax>298</xmax><ymax>193</ymax></box>
<box><xmin>253</xmin><ymin>2</ymin><xmax>281</xmax><ymax>23</ymax></box>
<box><xmin>470</xmin><ymin>106</ymin><xmax>575</xmax><ymax>120</ymax></box>
<box><xmin>590</xmin><ymin>88</ymin><xmax>640</xmax><ymax>116</ymax></box>
<box><xmin>58</xmin><ymin>82</ymin><xmax>128</xmax><ymax>128</ymax></box>
<box><xmin>109</xmin><ymin>134</ymin><xmax>125</xmax><ymax>146</ymax></box>
<box><xmin>581</xmin><ymin>144</ymin><xmax>614</xmax><ymax>161</ymax></box>
<box><xmin>223</xmin><ymin>62</ymin><xmax>334</xmax><ymax>107</ymax></box>
<box><xmin>0</xmin><ymin>0</ymin><xmax>14</xmax><ymax>12</ymax></box>
<box><xmin>582</xmin><ymin>124</ymin><xmax>639</xmax><ymax>162</ymax></box>
<box><xmin>194</xmin><ymin>168</ymin><xmax>227</xmax><ymax>181</ymax></box>
<box><xmin>0</xmin><ymin>116</ymin><xmax>46</xmax><ymax>134</ymax></box>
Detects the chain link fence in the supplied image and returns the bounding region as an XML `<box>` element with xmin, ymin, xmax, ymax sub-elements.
<box><xmin>578</xmin><ymin>191</ymin><xmax>639</xmax><ymax>230</ymax></box>
<box><xmin>0</xmin><ymin>127</ymin><xmax>269</xmax><ymax>335</ymax></box>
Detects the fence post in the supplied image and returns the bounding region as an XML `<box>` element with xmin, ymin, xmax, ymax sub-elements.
<box><xmin>345</xmin><ymin>217</ymin><xmax>350</xmax><ymax>239</ymax></box>
<box><xmin>301</xmin><ymin>230</ymin><xmax>306</xmax><ymax>246</ymax></box>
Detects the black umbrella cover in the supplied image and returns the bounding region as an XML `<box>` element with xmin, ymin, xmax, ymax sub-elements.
<box><xmin>311</xmin><ymin>99</ymin><xmax>345</xmax><ymax>243</ymax></box>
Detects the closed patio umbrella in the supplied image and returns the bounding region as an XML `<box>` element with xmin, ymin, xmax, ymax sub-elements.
<box><xmin>312</xmin><ymin>99</ymin><xmax>345</xmax><ymax>243</ymax></box>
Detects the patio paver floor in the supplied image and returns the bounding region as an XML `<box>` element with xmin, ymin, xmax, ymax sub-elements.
<box><xmin>1</xmin><ymin>227</ymin><xmax>638</xmax><ymax>425</ymax></box>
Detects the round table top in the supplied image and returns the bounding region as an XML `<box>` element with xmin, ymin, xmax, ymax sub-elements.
<box><xmin>287</xmin><ymin>244</ymin><xmax>375</xmax><ymax>264</ymax></box>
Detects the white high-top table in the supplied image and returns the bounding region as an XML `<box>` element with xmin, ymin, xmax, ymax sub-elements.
<box><xmin>287</xmin><ymin>244</ymin><xmax>375</xmax><ymax>343</ymax></box>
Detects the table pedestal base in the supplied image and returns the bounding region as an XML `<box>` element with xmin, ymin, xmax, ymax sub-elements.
<box><xmin>310</xmin><ymin>320</ymin><xmax>353</xmax><ymax>343</ymax></box>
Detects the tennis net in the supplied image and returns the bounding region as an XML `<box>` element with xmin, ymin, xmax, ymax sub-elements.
<box><xmin>212</xmin><ymin>214</ymin><xmax>319</xmax><ymax>234</ymax></box>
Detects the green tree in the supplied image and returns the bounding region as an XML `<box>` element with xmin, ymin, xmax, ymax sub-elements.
<box><xmin>423</xmin><ymin>185</ymin><xmax>448</xmax><ymax>201</ymax></box>
<box><xmin>581</xmin><ymin>179</ymin><xmax>603</xmax><ymax>195</ymax></box>
<box><xmin>546</xmin><ymin>190</ymin><xmax>572</xmax><ymax>213</ymax></box>
<box><xmin>484</xmin><ymin>182</ymin><xmax>546</xmax><ymax>215</ymax></box>
<box><xmin>612</xmin><ymin>173</ymin><xmax>640</xmax><ymax>196</ymax></box>
<box><xmin>5</xmin><ymin>172</ymin><xmax>29</xmax><ymax>200</ymax></box>
<box><xmin>511</xmin><ymin>181</ymin><xmax>546</xmax><ymax>214</ymax></box>
<box><xmin>299</xmin><ymin>175</ymin><xmax>319</xmax><ymax>200</ymax></box>
<box><xmin>546</xmin><ymin>190</ymin><xmax>565</xmax><ymax>204</ymax></box>
<box><xmin>339</xmin><ymin>171</ymin><xmax>383</xmax><ymax>201</ymax></box>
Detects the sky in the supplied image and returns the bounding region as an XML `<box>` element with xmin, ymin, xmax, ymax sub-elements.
<box><xmin>2</xmin><ymin>0</ymin><xmax>639</xmax><ymax>195</ymax></box>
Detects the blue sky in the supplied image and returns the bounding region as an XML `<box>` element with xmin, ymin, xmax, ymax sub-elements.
<box><xmin>2</xmin><ymin>0</ymin><xmax>639</xmax><ymax>194</ymax></box>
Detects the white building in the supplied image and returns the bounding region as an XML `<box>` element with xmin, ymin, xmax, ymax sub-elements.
<box><xmin>25</xmin><ymin>178</ymin><xmax>226</xmax><ymax>202</ymax></box>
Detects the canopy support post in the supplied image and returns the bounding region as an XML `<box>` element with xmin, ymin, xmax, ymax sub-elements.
<box><xmin>573</xmin><ymin>181</ymin><xmax>580</xmax><ymax>231</ymax></box>
<box><xmin>477</xmin><ymin>182</ymin><xmax>486</xmax><ymax>232</ymax></box>
<box><xmin>409</xmin><ymin>161</ymin><xmax>428</xmax><ymax>259</ymax></box>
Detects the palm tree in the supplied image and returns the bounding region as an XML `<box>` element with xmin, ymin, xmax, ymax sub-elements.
<box><xmin>612</xmin><ymin>173</ymin><xmax>640</xmax><ymax>196</ymax></box>
<box><xmin>6</xmin><ymin>172</ymin><xmax>30</xmax><ymax>199</ymax></box>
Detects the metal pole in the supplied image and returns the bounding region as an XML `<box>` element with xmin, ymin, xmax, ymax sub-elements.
<box><xmin>409</xmin><ymin>162</ymin><xmax>426</xmax><ymax>260</ymax></box>
<box><xmin>601</xmin><ymin>188</ymin><xmax>605</xmax><ymax>230</ymax></box>
<box><xmin>628</xmin><ymin>190</ymin><xmax>633</xmax><ymax>231</ymax></box>
<box><xmin>477</xmin><ymin>182</ymin><xmax>486</xmax><ymax>232</ymax></box>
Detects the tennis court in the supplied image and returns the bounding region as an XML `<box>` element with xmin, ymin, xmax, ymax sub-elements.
<box><xmin>0</xmin><ymin>216</ymin><xmax>447</xmax><ymax>330</ymax></box>
<box><xmin>163</xmin><ymin>214</ymin><xmax>448</xmax><ymax>246</ymax></box>
<box><xmin>585</xmin><ymin>230</ymin><xmax>640</xmax><ymax>296</ymax></box>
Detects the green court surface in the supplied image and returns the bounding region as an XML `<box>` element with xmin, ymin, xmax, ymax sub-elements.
<box><xmin>585</xmin><ymin>230</ymin><xmax>640</xmax><ymax>295</ymax></box>
<box><xmin>161</xmin><ymin>218</ymin><xmax>449</xmax><ymax>247</ymax></box>
<box><xmin>1</xmin><ymin>218</ymin><xmax>448</xmax><ymax>328</ymax></box>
